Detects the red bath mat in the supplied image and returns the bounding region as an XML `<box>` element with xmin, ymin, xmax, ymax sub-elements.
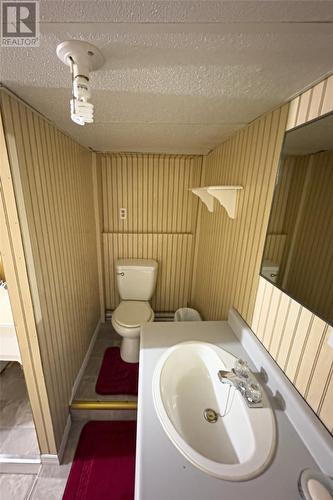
<box><xmin>62</xmin><ymin>421</ymin><xmax>136</xmax><ymax>500</ymax></box>
<box><xmin>95</xmin><ymin>347</ymin><xmax>139</xmax><ymax>395</ymax></box>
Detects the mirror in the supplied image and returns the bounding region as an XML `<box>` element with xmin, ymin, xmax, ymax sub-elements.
<box><xmin>261</xmin><ymin>113</ymin><xmax>333</xmax><ymax>325</ymax></box>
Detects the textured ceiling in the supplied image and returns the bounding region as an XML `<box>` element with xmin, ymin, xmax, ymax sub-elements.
<box><xmin>1</xmin><ymin>1</ymin><xmax>333</xmax><ymax>154</ymax></box>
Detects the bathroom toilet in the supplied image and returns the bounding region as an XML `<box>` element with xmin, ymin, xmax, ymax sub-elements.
<box><xmin>112</xmin><ymin>259</ymin><xmax>158</xmax><ymax>363</ymax></box>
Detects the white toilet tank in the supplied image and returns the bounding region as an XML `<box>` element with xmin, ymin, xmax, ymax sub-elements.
<box><xmin>115</xmin><ymin>259</ymin><xmax>158</xmax><ymax>300</ymax></box>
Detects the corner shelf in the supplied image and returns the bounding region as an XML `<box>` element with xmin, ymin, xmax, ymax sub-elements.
<box><xmin>191</xmin><ymin>186</ymin><xmax>243</xmax><ymax>218</ymax></box>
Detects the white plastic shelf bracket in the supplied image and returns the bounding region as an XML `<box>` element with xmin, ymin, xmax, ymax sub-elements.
<box><xmin>191</xmin><ymin>187</ymin><xmax>214</xmax><ymax>212</ymax></box>
<box><xmin>190</xmin><ymin>186</ymin><xmax>243</xmax><ymax>218</ymax></box>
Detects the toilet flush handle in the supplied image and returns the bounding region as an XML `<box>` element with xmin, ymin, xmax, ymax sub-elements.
<box><xmin>116</xmin><ymin>272</ymin><xmax>125</xmax><ymax>276</ymax></box>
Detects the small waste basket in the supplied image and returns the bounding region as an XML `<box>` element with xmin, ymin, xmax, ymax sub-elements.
<box><xmin>174</xmin><ymin>307</ymin><xmax>201</xmax><ymax>321</ymax></box>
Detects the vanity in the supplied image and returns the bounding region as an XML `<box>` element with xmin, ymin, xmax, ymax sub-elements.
<box><xmin>135</xmin><ymin>310</ymin><xmax>332</xmax><ymax>499</ymax></box>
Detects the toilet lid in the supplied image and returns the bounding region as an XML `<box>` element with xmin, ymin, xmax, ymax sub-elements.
<box><xmin>113</xmin><ymin>301</ymin><xmax>153</xmax><ymax>328</ymax></box>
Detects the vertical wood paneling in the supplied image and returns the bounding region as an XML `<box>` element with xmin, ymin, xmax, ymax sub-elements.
<box><xmin>318</xmin><ymin>371</ymin><xmax>333</xmax><ymax>428</ymax></box>
<box><xmin>284</xmin><ymin>151</ymin><xmax>333</xmax><ymax>322</ymax></box>
<box><xmin>103</xmin><ymin>233</ymin><xmax>193</xmax><ymax>312</ymax></box>
<box><xmin>100</xmin><ymin>153</ymin><xmax>201</xmax><ymax>234</ymax></box>
<box><xmin>1</xmin><ymin>91</ymin><xmax>100</xmax><ymax>450</ymax></box>
<box><xmin>264</xmin><ymin>150</ymin><xmax>332</xmax><ymax>312</ymax></box>
<box><xmin>277</xmin><ymin>155</ymin><xmax>309</xmax><ymax>282</ymax></box>
<box><xmin>99</xmin><ymin>153</ymin><xmax>202</xmax><ymax>312</ymax></box>
<box><xmin>286</xmin><ymin>75</ymin><xmax>333</xmax><ymax>130</ymax></box>
<box><xmin>0</xmin><ymin>255</ymin><xmax>4</xmax><ymax>280</ymax></box>
<box><xmin>252</xmin><ymin>277</ymin><xmax>333</xmax><ymax>431</ymax></box>
<box><xmin>263</xmin><ymin>234</ymin><xmax>287</xmax><ymax>265</ymax></box>
<box><xmin>193</xmin><ymin>75</ymin><xmax>333</xmax><ymax>433</ymax></box>
<box><xmin>0</xmin><ymin>108</ymin><xmax>56</xmax><ymax>454</ymax></box>
<box><xmin>252</xmin><ymin>85</ymin><xmax>333</xmax><ymax>431</ymax></box>
<box><xmin>192</xmin><ymin>105</ymin><xmax>289</xmax><ymax>323</ymax></box>
<box><xmin>266</xmin><ymin>157</ymin><xmax>293</xmax><ymax>234</ymax></box>
<box><xmin>92</xmin><ymin>153</ymin><xmax>105</xmax><ymax>321</ymax></box>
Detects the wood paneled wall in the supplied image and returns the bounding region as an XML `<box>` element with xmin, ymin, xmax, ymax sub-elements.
<box><xmin>264</xmin><ymin>155</ymin><xmax>309</xmax><ymax>282</ymax></box>
<box><xmin>0</xmin><ymin>255</ymin><xmax>4</xmax><ymax>281</ymax></box>
<box><xmin>0</xmin><ymin>109</ymin><xmax>56</xmax><ymax>454</ymax></box>
<box><xmin>0</xmin><ymin>91</ymin><xmax>100</xmax><ymax>451</ymax></box>
<box><xmin>252</xmin><ymin>277</ymin><xmax>333</xmax><ymax>431</ymax></box>
<box><xmin>98</xmin><ymin>153</ymin><xmax>202</xmax><ymax>311</ymax></box>
<box><xmin>274</xmin><ymin>156</ymin><xmax>309</xmax><ymax>283</ymax></box>
<box><xmin>284</xmin><ymin>151</ymin><xmax>333</xmax><ymax>323</ymax></box>
<box><xmin>263</xmin><ymin>234</ymin><xmax>286</xmax><ymax>266</ymax></box>
<box><xmin>192</xmin><ymin>75</ymin><xmax>333</xmax><ymax>432</ymax></box>
<box><xmin>191</xmin><ymin>105</ymin><xmax>289</xmax><ymax>323</ymax></box>
<box><xmin>104</xmin><ymin>233</ymin><xmax>193</xmax><ymax>311</ymax></box>
<box><xmin>266</xmin><ymin>156</ymin><xmax>307</xmax><ymax>246</ymax></box>
<box><xmin>252</xmin><ymin>77</ymin><xmax>333</xmax><ymax>431</ymax></box>
<box><xmin>286</xmin><ymin>74</ymin><xmax>333</xmax><ymax>130</ymax></box>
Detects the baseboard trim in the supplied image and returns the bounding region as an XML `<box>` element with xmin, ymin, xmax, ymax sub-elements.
<box><xmin>0</xmin><ymin>457</ymin><xmax>41</xmax><ymax>474</ymax></box>
<box><xmin>228</xmin><ymin>308</ymin><xmax>333</xmax><ymax>476</ymax></box>
<box><xmin>70</xmin><ymin>320</ymin><xmax>100</xmax><ymax>403</ymax></box>
<box><xmin>154</xmin><ymin>312</ymin><xmax>174</xmax><ymax>322</ymax></box>
<box><xmin>105</xmin><ymin>310</ymin><xmax>174</xmax><ymax>322</ymax></box>
<box><xmin>54</xmin><ymin>321</ymin><xmax>100</xmax><ymax>464</ymax></box>
<box><xmin>41</xmin><ymin>454</ymin><xmax>59</xmax><ymax>465</ymax></box>
<box><xmin>57</xmin><ymin>413</ymin><xmax>72</xmax><ymax>464</ymax></box>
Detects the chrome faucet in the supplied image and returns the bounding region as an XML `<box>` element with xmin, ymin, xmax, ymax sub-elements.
<box><xmin>218</xmin><ymin>369</ymin><xmax>241</xmax><ymax>386</ymax></box>
<box><xmin>218</xmin><ymin>363</ymin><xmax>263</xmax><ymax>408</ymax></box>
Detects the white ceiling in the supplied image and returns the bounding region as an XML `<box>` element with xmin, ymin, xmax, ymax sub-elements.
<box><xmin>1</xmin><ymin>1</ymin><xmax>333</xmax><ymax>154</ymax></box>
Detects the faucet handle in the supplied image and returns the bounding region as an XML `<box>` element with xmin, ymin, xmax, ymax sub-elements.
<box><xmin>233</xmin><ymin>358</ymin><xmax>250</xmax><ymax>378</ymax></box>
<box><xmin>218</xmin><ymin>369</ymin><xmax>264</xmax><ymax>407</ymax></box>
<box><xmin>245</xmin><ymin>383</ymin><xmax>262</xmax><ymax>404</ymax></box>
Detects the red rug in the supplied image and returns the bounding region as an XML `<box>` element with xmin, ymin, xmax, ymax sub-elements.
<box><xmin>62</xmin><ymin>421</ymin><xmax>136</xmax><ymax>500</ymax></box>
<box><xmin>95</xmin><ymin>347</ymin><xmax>139</xmax><ymax>395</ymax></box>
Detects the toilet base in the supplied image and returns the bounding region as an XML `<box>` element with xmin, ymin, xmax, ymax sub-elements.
<box><xmin>120</xmin><ymin>337</ymin><xmax>140</xmax><ymax>363</ymax></box>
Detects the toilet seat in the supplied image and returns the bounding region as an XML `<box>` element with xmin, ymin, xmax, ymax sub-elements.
<box><xmin>113</xmin><ymin>301</ymin><xmax>153</xmax><ymax>328</ymax></box>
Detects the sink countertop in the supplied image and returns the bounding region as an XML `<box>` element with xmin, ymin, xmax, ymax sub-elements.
<box><xmin>135</xmin><ymin>320</ymin><xmax>319</xmax><ymax>500</ymax></box>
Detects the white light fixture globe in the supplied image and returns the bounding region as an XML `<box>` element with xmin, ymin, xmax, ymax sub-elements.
<box><xmin>56</xmin><ymin>40</ymin><xmax>105</xmax><ymax>126</ymax></box>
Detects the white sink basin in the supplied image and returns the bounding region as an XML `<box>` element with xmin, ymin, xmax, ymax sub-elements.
<box><xmin>152</xmin><ymin>341</ymin><xmax>275</xmax><ymax>481</ymax></box>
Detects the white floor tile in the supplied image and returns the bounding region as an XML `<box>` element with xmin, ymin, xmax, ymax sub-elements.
<box><xmin>0</xmin><ymin>427</ymin><xmax>39</xmax><ymax>457</ymax></box>
<box><xmin>0</xmin><ymin>473</ymin><xmax>36</xmax><ymax>500</ymax></box>
<box><xmin>29</xmin><ymin>476</ymin><xmax>67</xmax><ymax>500</ymax></box>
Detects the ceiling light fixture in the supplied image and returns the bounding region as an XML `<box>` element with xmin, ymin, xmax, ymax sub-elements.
<box><xmin>56</xmin><ymin>40</ymin><xmax>105</xmax><ymax>126</ymax></box>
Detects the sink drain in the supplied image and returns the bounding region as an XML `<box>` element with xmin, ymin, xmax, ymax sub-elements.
<box><xmin>204</xmin><ymin>408</ymin><xmax>218</xmax><ymax>423</ymax></box>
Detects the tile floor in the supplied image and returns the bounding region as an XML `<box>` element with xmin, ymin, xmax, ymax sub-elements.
<box><xmin>0</xmin><ymin>420</ymin><xmax>86</xmax><ymax>500</ymax></box>
<box><xmin>73</xmin><ymin>322</ymin><xmax>137</xmax><ymax>402</ymax></box>
<box><xmin>0</xmin><ymin>322</ymin><xmax>139</xmax><ymax>499</ymax></box>
<box><xmin>0</xmin><ymin>473</ymin><xmax>36</xmax><ymax>500</ymax></box>
<box><xmin>0</xmin><ymin>362</ymin><xmax>39</xmax><ymax>457</ymax></box>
